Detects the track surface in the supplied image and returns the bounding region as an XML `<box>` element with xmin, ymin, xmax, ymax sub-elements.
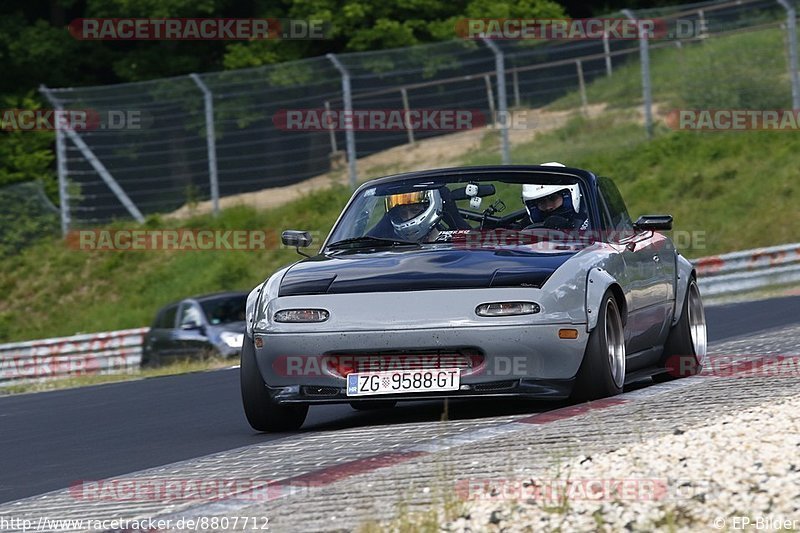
<box><xmin>1</xmin><ymin>295</ymin><xmax>798</xmax><ymax>504</ymax></box>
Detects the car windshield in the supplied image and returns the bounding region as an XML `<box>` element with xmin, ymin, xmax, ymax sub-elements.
<box><xmin>326</xmin><ymin>173</ymin><xmax>592</xmax><ymax>248</ymax></box>
<box><xmin>200</xmin><ymin>295</ymin><xmax>246</xmax><ymax>325</ymax></box>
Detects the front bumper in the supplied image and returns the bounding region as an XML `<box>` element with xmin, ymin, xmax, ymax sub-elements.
<box><xmin>253</xmin><ymin>324</ymin><xmax>588</xmax><ymax>403</ymax></box>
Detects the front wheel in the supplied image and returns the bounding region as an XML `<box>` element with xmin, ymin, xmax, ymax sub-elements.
<box><xmin>654</xmin><ymin>278</ymin><xmax>707</xmax><ymax>382</ymax></box>
<box><xmin>240</xmin><ymin>336</ymin><xmax>308</xmax><ymax>432</ymax></box>
<box><xmin>571</xmin><ymin>292</ymin><xmax>626</xmax><ymax>402</ymax></box>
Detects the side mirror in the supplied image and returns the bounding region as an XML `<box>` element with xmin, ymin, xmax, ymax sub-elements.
<box><xmin>282</xmin><ymin>230</ymin><xmax>313</xmax><ymax>247</ymax></box>
<box><xmin>181</xmin><ymin>320</ymin><xmax>202</xmax><ymax>330</ymax></box>
<box><xmin>634</xmin><ymin>215</ymin><xmax>673</xmax><ymax>231</ymax></box>
<box><xmin>282</xmin><ymin>230</ymin><xmax>313</xmax><ymax>257</ymax></box>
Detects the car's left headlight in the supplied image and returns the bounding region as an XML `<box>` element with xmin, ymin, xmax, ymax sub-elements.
<box><xmin>220</xmin><ymin>331</ymin><xmax>244</xmax><ymax>349</ymax></box>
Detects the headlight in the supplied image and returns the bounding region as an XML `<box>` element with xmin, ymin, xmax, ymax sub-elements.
<box><xmin>220</xmin><ymin>331</ymin><xmax>244</xmax><ymax>348</ymax></box>
<box><xmin>475</xmin><ymin>301</ymin><xmax>540</xmax><ymax>317</ymax></box>
<box><xmin>248</xmin><ymin>266</ymin><xmax>291</xmax><ymax>335</ymax></box>
<box><xmin>274</xmin><ymin>309</ymin><xmax>329</xmax><ymax>323</ymax></box>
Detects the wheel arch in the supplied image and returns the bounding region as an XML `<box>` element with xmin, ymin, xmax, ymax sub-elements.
<box><xmin>586</xmin><ymin>267</ymin><xmax>628</xmax><ymax>331</ymax></box>
<box><xmin>672</xmin><ymin>254</ymin><xmax>696</xmax><ymax>326</ymax></box>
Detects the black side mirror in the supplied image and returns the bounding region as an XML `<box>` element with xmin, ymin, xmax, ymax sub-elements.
<box><xmin>634</xmin><ymin>215</ymin><xmax>673</xmax><ymax>231</ymax></box>
<box><xmin>282</xmin><ymin>230</ymin><xmax>313</xmax><ymax>257</ymax></box>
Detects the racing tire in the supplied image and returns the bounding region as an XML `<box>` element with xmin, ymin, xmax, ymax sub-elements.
<box><xmin>241</xmin><ymin>335</ymin><xmax>308</xmax><ymax>432</ymax></box>
<box><xmin>653</xmin><ymin>277</ymin><xmax>707</xmax><ymax>382</ymax></box>
<box><xmin>571</xmin><ymin>291</ymin><xmax>626</xmax><ymax>402</ymax></box>
<box><xmin>350</xmin><ymin>400</ymin><xmax>398</xmax><ymax>410</ymax></box>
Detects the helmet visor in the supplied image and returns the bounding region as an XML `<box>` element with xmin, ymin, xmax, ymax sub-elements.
<box><xmin>385</xmin><ymin>191</ymin><xmax>430</xmax><ymax>223</ymax></box>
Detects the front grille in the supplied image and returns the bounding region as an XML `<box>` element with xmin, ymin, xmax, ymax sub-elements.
<box><xmin>473</xmin><ymin>381</ymin><xmax>517</xmax><ymax>392</ymax></box>
<box><xmin>323</xmin><ymin>348</ymin><xmax>484</xmax><ymax>377</ymax></box>
<box><xmin>301</xmin><ymin>386</ymin><xmax>339</xmax><ymax>397</ymax></box>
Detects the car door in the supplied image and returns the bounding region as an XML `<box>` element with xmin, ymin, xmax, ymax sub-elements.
<box><xmin>597</xmin><ymin>177</ymin><xmax>670</xmax><ymax>359</ymax></box>
<box><xmin>145</xmin><ymin>303</ymin><xmax>180</xmax><ymax>361</ymax></box>
<box><xmin>176</xmin><ymin>300</ymin><xmax>209</xmax><ymax>357</ymax></box>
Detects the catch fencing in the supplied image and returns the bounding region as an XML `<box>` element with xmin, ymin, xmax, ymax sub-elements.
<box><xmin>38</xmin><ymin>0</ymin><xmax>800</xmax><ymax>230</ymax></box>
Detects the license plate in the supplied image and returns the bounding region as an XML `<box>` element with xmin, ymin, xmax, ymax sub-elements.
<box><xmin>346</xmin><ymin>368</ymin><xmax>461</xmax><ymax>397</ymax></box>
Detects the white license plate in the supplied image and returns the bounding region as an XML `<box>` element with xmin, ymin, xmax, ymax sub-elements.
<box><xmin>346</xmin><ymin>368</ymin><xmax>461</xmax><ymax>397</ymax></box>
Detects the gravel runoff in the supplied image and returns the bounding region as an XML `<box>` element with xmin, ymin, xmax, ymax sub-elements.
<box><xmin>445</xmin><ymin>395</ymin><xmax>800</xmax><ymax>532</ymax></box>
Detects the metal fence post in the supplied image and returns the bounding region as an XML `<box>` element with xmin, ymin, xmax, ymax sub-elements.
<box><xmin>481</xmin><ymin>38</ymin><xmax>511</xmax><ymax>165</ymax></box>
<box><xmin>623</xmin><ymin>9</ymin><xmax>653</xmax><ymax>138</ymax></box>
<box><xmin>777</xmin><ymin>0</ymin><xmax>800</xmax><ymax>110</ymax></box>
<box><xmin>603</xmin><ymin>31</ymin><xmax>613</xmax><ymax>76</ymax></box>
<box><xmin>327</xmin><ymin>53</ymin><xmax>358</xmax><ymax>189</ymax></box>
<box><xmin>323</xmin><ymin>101</ymin><xmax>338</xmax><ymax>153</ymax></box>
<box><xmin>576</xmin><ymin>60</ymin><xmax>589</xmax><ymax>115</ymax></box>
<box><xmin>39</xmin><ymin>85</ymin><xmax>70</xmax><ymax>236</ymax></box>
<box><xmin>483</xmin><ymin>75</ymin><xmax>496</xmax><ymax>119</ymax></box>
<box><xmin>512</xmin><ymin>70</ymin><xmax>521</xmax><ymax>107</ymax></box>
<box><xmin>189</xmin><ymin>74</ymin><xmax>220</xmax><ymax>216</ymax></box>
<box><xmin>400</xmin><ymin>88</ymin><xmax>415</xmax><ymax>146</ymax></box>
<box><xmin>40</xmin><ymin>85</ymin><xmax>144</xmax><ymax>224</ymax></box>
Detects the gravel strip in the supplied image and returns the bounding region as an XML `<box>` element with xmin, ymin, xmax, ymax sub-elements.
<box><xmin>450</xmin><ymin>394</ymin><xmax>800</xmax><ymax>532</ymax></box>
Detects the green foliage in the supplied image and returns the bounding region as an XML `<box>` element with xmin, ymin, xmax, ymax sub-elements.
<box><xmin>549</xmin><ymin>28</ymin><xmax>790</xmax><ymax>111</ymax></box>
<box><xmin>0</xmin><ymin>181</ymin><xmax>60</xmax><ymax>260</ymax></box>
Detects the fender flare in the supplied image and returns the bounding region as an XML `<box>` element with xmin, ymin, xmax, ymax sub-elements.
<box><xmin>585</xmin><ymin>267</ymin><xmax>627</xmax><ymax>331</ymax></box>
<box><xmin>672</xmin><ymin>254</ymin><xmax>696</xmax><ymax>326</ymax></box>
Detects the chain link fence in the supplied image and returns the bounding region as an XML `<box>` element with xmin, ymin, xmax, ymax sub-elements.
<box><xmin>36</xmin><ymin>0</ymin><xmax>799</xmax><ymax>231</ymax></box>
<box><xmin>0</xmin><ymin>181</ymin><xmax>60</xmax><ymax>257</ymax></box>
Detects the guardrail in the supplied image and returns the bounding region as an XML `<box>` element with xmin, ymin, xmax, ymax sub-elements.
<box><xmin>695</xmin><ymin>243</ymin><xmax>800</xmax><ymax>296</ymax></box>
<box><xmin>0</xmin><ymin>327</ymin><xmax>148</xmax><ymax>387</ymax></box>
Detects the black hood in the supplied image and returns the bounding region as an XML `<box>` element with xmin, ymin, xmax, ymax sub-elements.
<box><xmin>278</xmin><ymin>247</ymin><xmax>578</xmax><ymax>296</ymax></box>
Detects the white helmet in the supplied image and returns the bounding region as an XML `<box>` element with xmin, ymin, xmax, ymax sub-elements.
<box><xmin>385</xmin><ymin>189</ymin><xmax>443</xmax><ymax>241</ymax></box>
<box><xmin>522</xmin><ymin>183</ymin><xmax>582</xmax><ymax>214</ymax></box>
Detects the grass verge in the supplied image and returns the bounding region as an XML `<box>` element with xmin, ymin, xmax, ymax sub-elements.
<box><xmin>0</xmin><ymin>356</ymin><xmax>233</xmax><ymax>396</ymax></box>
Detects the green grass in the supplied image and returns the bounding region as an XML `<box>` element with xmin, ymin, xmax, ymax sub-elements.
<box><xmin>0</xmin><ymin>356</ymin><xmax>232</xmax><ymax>396</ymax></box>
<box><xmin>0</xmin><ymin>186</ymin><xmax>352</xmax><ymax>342</ymax></box>
<box><xmin>1</xmin><ymin>24</ymin><xmax>798</xmax><ymax>344</ymax></box>
<box><xmin>2</xmin><ymin>114</ymin><xmax>799</xmax><ymax>343</ymax></box>
<box><xmin>549</xmin><ymin>27</ymin><xmax>790</xmax><ymax>111</ymax></box>
<box><xmin>461</xmin><ymin>111</ymin><xmax>800</xmax><ymax>261</ymax></box>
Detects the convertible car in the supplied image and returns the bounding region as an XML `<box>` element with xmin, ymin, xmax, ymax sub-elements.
<box><xmin>241</xmin><ymin>164</ymin><xmax>707</xmax><ymax>431</ymax></box>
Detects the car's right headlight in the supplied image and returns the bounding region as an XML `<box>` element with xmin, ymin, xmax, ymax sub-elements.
<box><xmin>246</xmin><ymin>267</ymin><xmax>289</xmax><ymax>336</ymax></box>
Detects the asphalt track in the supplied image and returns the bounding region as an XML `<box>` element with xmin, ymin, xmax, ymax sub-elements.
<box><xmin>1</xmin><ymin>294</ymin><xmax>798</xmax><ymax>504</ymax></box>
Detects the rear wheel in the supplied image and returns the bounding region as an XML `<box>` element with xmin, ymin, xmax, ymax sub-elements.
<box><xmin>654</xmin><ymin>278</ymin><xmax>707</xmax><ymax>382</ymax></box>
<box><xmin>240</xmin><ymin>336</ymin><xmax>308</xmax><ymax>432</ymax></box>
<box><xmin>571</xmin><ymin>292</ymin><xmax>626</xmax><ymax>402</ymax></box>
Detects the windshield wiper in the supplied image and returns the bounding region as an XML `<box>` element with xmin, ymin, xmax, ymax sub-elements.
<box><xmin>326</xmin><ymin>236</ymin><xmax>420</xmax><ymax>249</ymax></box>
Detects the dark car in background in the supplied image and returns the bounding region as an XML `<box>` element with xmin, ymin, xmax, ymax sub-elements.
<box><xmin>141</xmin><ymin>291</ymin><xmax>248</xmax><ymax>367</ymax></box>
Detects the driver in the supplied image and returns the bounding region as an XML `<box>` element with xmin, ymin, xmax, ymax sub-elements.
<box><xmin>522</xmin><ymin>184</ymin><xmax>588</xmax><ymax>230</ymax></box>
<box><xmin>385</xmin><ymin>189</ymin><xmax>443</xmax><ymax>242</ymax></box>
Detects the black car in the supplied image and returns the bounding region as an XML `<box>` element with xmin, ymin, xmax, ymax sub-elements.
<box><xmin>141</xmin><ymin>291</ymin><xmax>248</xmax><ymax>367</ymax></box>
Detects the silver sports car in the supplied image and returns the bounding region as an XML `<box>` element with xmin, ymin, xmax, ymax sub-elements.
<box><xmin>241</xmin><ymin>164</ymin><xmax>707</xmax><ymax>432</ymax></box>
